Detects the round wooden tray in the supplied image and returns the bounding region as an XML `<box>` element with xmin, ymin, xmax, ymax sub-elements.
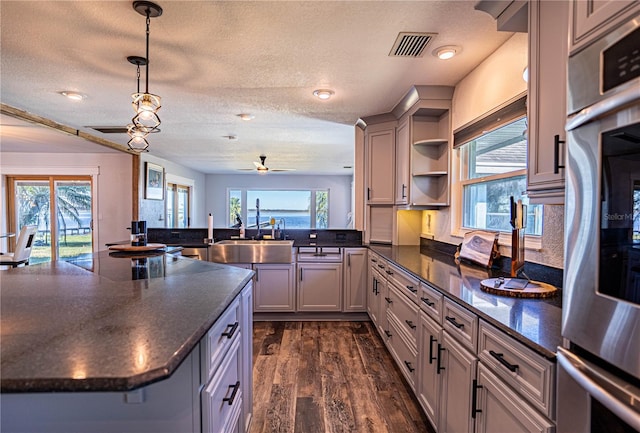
<box><xmin>108</xmin><ymin>243</ymin><xmax>167</xmax><ymax>252</ymax></box>
<box><xmin>480</xmin><ymin>278</ymin><xmax>558</xmax><ymax>298</ymax></box>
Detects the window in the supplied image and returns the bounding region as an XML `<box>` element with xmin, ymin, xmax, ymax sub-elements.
<box><xmin>228</xmin><ymin>189</ymin><xmax>329</xmax><ymax>229</ymax></box>
<box><xmin>166</xmin><ymin>183</ymin><xmax>191</xmax><ymax>228</ymax></box>
<box><xmin>7</xmin><ymin>176</ymin><xmax>93</xmax><ymax>263</ymax></box>
<box><xmin>458</xmin><ymin>116</ymin><xmax>543</xmax><ymax>236</ymax></box>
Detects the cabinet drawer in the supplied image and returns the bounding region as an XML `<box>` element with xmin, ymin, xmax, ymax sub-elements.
<box><xmin>297</xmin><ymin>246</ymin><xmax>342</xmax><ymax>262</ymax></box>
<box><xmin>202</xmin><ymin>296</ymin><xmax>241</xmax><ymax>382</ymax></box>
<box><xmin>419</xmin><ymin>282</ymin><xmax>443</xmax><ymax>324</ymax></box>
<box><xmin>385</xmin><ymin>262</ymin><xmax>419</xmax><ymax>301</ymax></box>
<box><xmin>387</xmin><ymin>284</ymin><xmax>419</xmax><ymax>347</ymax></box>
<box><xmin>370</xmin><ymin>255</ymin><xmax>388</xmax><ymax>274</ymax></box>
<box><xmin>202</xmin><ymin>336</ymin><xmax>243</xmax><ymax>433</ymax></box>
<box><xmin>443</xmin><ymin>298</ymin><xmax>478</xmax><ymax>353</ymax></box>
<box><xmin>478</xmin><ymin>320</ymin><xmax>555</xmax><ymax>419</ymax></box>
<box><xmin>387</xmin><ymin>314</ymin><xmax>418</xmax><ymax>390</ymax></box>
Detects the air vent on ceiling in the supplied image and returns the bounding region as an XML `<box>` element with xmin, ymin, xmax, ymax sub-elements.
<box><xmin>88</xmin><ymin>126</ymin><xmax>129</xmax><ymax>134</ymax></box>
<box><xmin>389</xmin><ymin>32</ymin><xmax>437</xmax><ymax>57</ymax></box>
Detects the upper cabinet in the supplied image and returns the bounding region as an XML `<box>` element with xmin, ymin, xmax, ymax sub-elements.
<box><xmin>365</xmin><ymin>121</ymin><xmax>396</xmax><ymax>205</ymax></box>
<box><xmin>569</xmin><ymin>0</ymin><xmax>640</xmax><ymax>54</ymax></box>
<box><xmin>395</xmin><ymin>117</ymin><xmax>410</xmax><ymax>205</ymax></box>
<box><xmin>526</xmin><ymin>0</ymin><xmax>569</xmax><ymax>204</ymax></box>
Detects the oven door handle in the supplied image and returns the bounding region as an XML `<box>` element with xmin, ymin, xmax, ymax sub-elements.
<box><xmin>566</xmin><ymin>85</ymin><xmax>640</xmax><ymax>131</ymax></box>
<box><xmin>557</xmin><ymin>347</ymin><xmax>640</xmax><ymax>431</ymax></box>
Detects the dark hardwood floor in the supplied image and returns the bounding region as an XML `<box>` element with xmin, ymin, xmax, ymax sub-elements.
<box><xmin>251</xmin><ymin>321</ymin><xmax>435</xmax><ymax>433</ymax></box>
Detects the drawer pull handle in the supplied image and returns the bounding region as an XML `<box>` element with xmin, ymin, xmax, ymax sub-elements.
<box><xmin>421</xmin><ymin>297</ymin><xmax>434</xmax><ymax>307</ymax></box>
<box><xmin>385</xmin><ymin>297</ymin><xmax>393</xmax><ymax>304</ymax></box>
<box><xmin>371</xmin><ymin>258</ymin><xmax>378</xmax><ymax>263</ymax></box>
<box><xmin>221</xmin><ymin>322</ymin><xmax>239</xmax><ymax>339</ymax></box>
<box><xmin>405</xmin><ymin>320</ymin><xmax>417</xmax><ymax>329</ymax></box>
<box><xmin>554</xmin><ymin>134</ymin><xmax>565</xmax><ymax>174</ymax></box>
<box><xmin>378</xmin><ymin>264</ymin><xmax>385</xmax><ymax>269</ymax></box>
<box><xmin>406</xmin><ymin>285</ymin><xmax>417</xmax><ymax>293</ymax></box>
<box><xmin>429</xmin><ymin>335</ymin><xmax>437</xmax><ymax>364</ymax></box>
<box><xmin>445</xmin><ymin>316</ymin><xmax>464</xmax><ymax>329</ymax></box>
<box><xmin>437</xmin><ymin>343</ymin><xmax>445</xmax><ymax>373</ymax></box>
<box><xmin>404</xmin><ymin>360</ymin><xmax>415</xmax><ymax>373</ymax></box>
<box><xmin>471</xmin><ymin>379</ymin><xmax>483</xmax><ymax>419</ymax></box>
<box><xmin>386</xmin><ymin>270</ymin><xmax>394</xmax><ymax>275</ymax></box>
<box><xmin>489</xmin><ymin>350</ymin><xmax>519</xmax><ymax>372</ymax></box>
<box><xmin>223</xmin><ymin>381</ymin><xmax>241</xmax><ymax>406</ymax></box>
<box><xmin>384</xmin><ymin>330</ymin><xmax>392</xmax><ymax>338</ymax></box>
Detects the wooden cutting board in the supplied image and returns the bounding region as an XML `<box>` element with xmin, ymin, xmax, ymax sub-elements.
<box><xmin>480</xmin><ymin>278</ymin><xmax>558</xmax><ymax>298</ymax></box>
<box><xmin>108</xmin><ymin>243</ymin><xmax>167</xmax><ymax>252</ymax></box>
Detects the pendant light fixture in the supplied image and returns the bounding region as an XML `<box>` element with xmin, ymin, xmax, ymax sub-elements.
<box><xmin>131</xmin><ymin>1</ymin><xmax>163</xmax><ymax>135</ymax></box>
<box><xmin>127</xmin><ymin>55</ymin><xmax>150</xmax><ymax>152</ymax></box>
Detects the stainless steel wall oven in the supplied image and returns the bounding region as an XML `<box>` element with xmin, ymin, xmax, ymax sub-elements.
<box><xmin>559</xmin><ymin>15</ymin><xmax>640</xmax><ymax>433</ymax></box>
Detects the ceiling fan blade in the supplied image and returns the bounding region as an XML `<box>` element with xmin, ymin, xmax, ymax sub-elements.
<box><xmin>237</xmin><ymin>168</ymin><xmax>255</xmax><ymax>171</ymax></box>
<box><xmin>270</xmin><ymin>168</ymin><xmax>296</xmax><ymax>172</ymax></box>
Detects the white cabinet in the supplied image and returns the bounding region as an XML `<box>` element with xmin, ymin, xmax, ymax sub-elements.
<box><xmin>253</xmin><ymin>264</ymin><xmax>295</xmax><ymax>312</ymax></box>
<box><xmin>365</xmin><ymin>124</ymin><xmax>396</xmax><ymax>205</ymax></box>
<box><xmin>475</xmin><ymin>364</ymin><xmax>554</xmax><ymax>433</ymax></box>
<box><xmin>527</xmin><ymin>0</ymin><xmax>569</xmax><ymax>204</ymax></box>
<box><xmin>418</xmin><ymin>311</ymin><xmax>442</xmax><ymax>429</ymax></box>
<box><xmin>201</xmin><ymin>336</ymin><xmax>243</xmax><ymax>433</ymax></box>
<box><xmin>438</xmin><ymin>330</ymin><xmax>478</xmax><ymax>433</ymax></box>
<box><xmin>239</xmin><ymin>284</ymin><xmax>253</xmax><ymax>432</ymax></box>
<box><xmin>297</xmin><ymin>262</ymin><xmax>343</xmax><ymax>311</ymax></box>
<box><xmin>395</xmin><ymin>116</ymin><xmax>410</xmax><ymax>205</ymax></box>
<box><xmin>367</xmin><ymin>254</ymin><xmax>384</xmax><ymax>326</ymax></box>
<box><xmin>569</xmin><ymin>0</ymin><xmax>640</xmax><ymax>54</ymax></box>
<box><xmin>343</xmin><ymin>248</ymin><xmax>367</xmax><ymax>312</ymax></box>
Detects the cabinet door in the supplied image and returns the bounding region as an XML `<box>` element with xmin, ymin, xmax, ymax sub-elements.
<box><xmin>253</xmin><ymin>264</ymin><xmax>295</xmax><ymax>312</ymax></box>
<box><xmin>527</xmin><ymin>0</ymin><xmax>568</xmax><ymax>204</ymax></box>
<box><xmin>343</xmin><ymin>248</ymin><xmax>367</xmax><ymax>312</ymax></box>
<box><xmin>476</xmin><ymin>364</ymin><xmax>554</xmax><ymax>433</ymax></box>
<box><xmin>417</xmin><ymin>311</ymin><xmax>442</xmax><ymax>430</ymax></box>
<box><xmin>240</xmin><ymin>283</ymin><xmax>253</xmax><ymax>433</ymax></box>
<box><xmin>570</xmin><ymin>0</ymin><xmax>639</xmax><ymax>53</ymax></box>
<box><xmin>439</xmin><ymin>331</ymin><xmax>477</xmax><ymax>433</ymax></box>
<box><xmin>395</xmin><ymin>117</ymin><xmax>410</xmax><ymax>205</ymax></box>
<box><xmin>367</xmin><ymin>263</ymin><xmax>381</xmax><ymax>324</ymax></box>
<box><xmin>366</xmin><ymin>127</ymin><xmax>395</xmax><ymax>204</ymax></box>
<box><xmin>297</xmin><ymin>262</ymin><xmax>343</xmax><ymax>311</ymax></box>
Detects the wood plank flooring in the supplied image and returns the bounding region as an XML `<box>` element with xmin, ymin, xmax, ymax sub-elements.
<box><xmin>251</xmin><ymin>321</ymin><xmax>436</xmax><ymax>433</ymax></box>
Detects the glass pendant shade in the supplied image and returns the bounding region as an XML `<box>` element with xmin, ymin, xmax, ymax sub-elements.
<box><xmin>127</xmin><ymin>123</ymin><xmax>150</xmax><ymax>152</ymax></box>
<box><xmin>131</xmin><ymin>92</ymin><xmax>161</xmax><ymax>132</ymax></box>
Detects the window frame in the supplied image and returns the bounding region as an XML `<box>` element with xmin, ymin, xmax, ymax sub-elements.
<box><xmin>226</xmin><ymin>188</ymin><xmax>330</xmax><ymax>229</ymax></box>
<box><xmin>450</xmin><ymin>95</ymin><xmax>543</xmax><ymax>251</ymax></box>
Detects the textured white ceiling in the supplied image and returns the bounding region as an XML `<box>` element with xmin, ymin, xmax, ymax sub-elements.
<box><xmin>0</xmin><ymin>1</ymin><xmax>512</xmax><ymax>175</ymax></box>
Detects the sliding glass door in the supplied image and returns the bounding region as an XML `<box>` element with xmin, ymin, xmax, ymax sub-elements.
<box><xmin>9</xmin><ymin>176</ymin><xmax>93</xmax><ymax>263</ymax></box>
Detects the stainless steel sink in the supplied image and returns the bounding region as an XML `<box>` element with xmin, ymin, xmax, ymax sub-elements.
<box><xmin>209</xmin><ymin>240</ymin><xmax>294</xmax><ymax>264</ymax></box>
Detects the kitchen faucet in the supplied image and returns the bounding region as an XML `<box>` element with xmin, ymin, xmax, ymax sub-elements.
<box><xmin>256</xmin><ymin>198</ymin><xmax>261</xmax><ymax>237</ymax></box>
<box><xmin>278</xmin><ymin>218</ymin><xmax>286</xmax><ymax>240</ymax></box>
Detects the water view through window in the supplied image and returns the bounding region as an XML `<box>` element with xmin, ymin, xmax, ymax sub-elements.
<box><xmin>229</xmin><ymin>189</ymin><xmax>329</xmax><ymax>229</ymax></box>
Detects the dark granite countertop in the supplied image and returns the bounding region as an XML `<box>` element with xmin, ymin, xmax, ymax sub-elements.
<box><xmin>369</xmin><ymin>245</ymin><xmax>562</xmax><ymax>360</ymax></box>
<box><xmin>0</xmin><ymin>251</ymin><xmax>253</xmax><ymax>393</ymax></box>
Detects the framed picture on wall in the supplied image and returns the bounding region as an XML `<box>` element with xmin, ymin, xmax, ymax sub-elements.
<box><xmin>145</xmin><ymin>162</ymin><xmax>164</xmax><ymax>200</ymax></box>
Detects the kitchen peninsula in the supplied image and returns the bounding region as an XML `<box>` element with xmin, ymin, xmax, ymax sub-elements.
<box><xmin>1</xmin><ymin>250</ymin><xmax>254</xmax><ymax>433</ymax></box>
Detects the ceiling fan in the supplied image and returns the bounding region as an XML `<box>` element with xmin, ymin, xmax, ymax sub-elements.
<box><xmin>238</xmin><ymin>155</ymin><xmax>296</xmax><ymax>174</ymax></box>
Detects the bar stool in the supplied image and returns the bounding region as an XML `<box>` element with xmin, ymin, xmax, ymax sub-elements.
<box><xmin>0</xmin><ymin>225</ymin><xmax>37</xmax><ymax>268</ymax></box>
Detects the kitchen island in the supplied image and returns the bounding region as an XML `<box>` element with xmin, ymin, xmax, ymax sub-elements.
<box><xmin>1</xmin><ymin>250</ymin><xmax>254</xmax><ymax>433</ymax></box>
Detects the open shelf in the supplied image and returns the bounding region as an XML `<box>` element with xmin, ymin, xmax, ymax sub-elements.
<box><xmin>412</xmin><ymin>171</ymin><xmax>447</xmax><ymax>177</ymax></box>
<box><xmin>413</xmin><ymin>138</ymin><xmax>448</xmax><ymax>147</ymax></box>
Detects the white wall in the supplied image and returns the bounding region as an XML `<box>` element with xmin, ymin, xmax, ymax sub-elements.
<box><xmin>139</xmin><ymin>154</ymin><xmax>207</xmax><ymax>228</ymax></box>
<box><xmin>1</xmin><ymin>152</ymin><xmax>133</xmax><ymax>251</ymax></box>
<box><xmin>206</xmin><ymin>174</ymin><xmax>353</xmax><ymax>228</ymax></box>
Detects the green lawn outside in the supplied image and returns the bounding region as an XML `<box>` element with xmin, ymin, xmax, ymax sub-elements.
<box><xmin>30</xmin><ymin>233</ymin><xmax>92</xmax><ymax>264</ymax></box>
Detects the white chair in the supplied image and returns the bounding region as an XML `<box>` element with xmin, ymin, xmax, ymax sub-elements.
<box><xmin>0</xmin><ymin>225</ymin><xmax>38</xmax><ymax>268</ymax></box>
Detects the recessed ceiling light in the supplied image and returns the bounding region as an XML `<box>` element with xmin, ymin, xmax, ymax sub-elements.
<box><xmin>237</xmin><ymin>113</ymin><xmax>254</xmax><ymax>121</ymax></box>
<box><xmin>313</xmin><ymin>89</ymin><xmax>335</xmax><ymax>100</ymax></box>
<box><xmin>60</xmin><ymin>91</ymin><xmax>86</xmax><ymax>101</ymax></box>
<box><xmin>222</xmin><ymin>135</ymin><xmax>238</xmax><ymax>141</ymax></box>
<box><xmin>522</xmin><ymin>66</ymin><xmax>529</xmax><ymax>83</ymax></box>
<box><xmin>433</xmin><ymin>46</ymin><xmax>460</xmax><ymax>60</ymax></box>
